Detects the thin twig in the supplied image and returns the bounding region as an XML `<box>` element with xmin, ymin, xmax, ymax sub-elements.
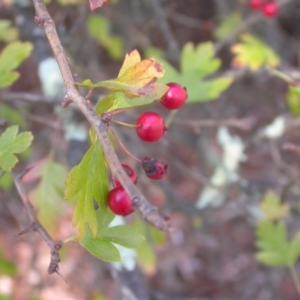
<box><xmin>145</xmin><ymin>0</ymin><xmax>180</xmax><ymax>60</ymax></box>
<box><xmin>0</xmin><ymin>92</ymin><xmax>60</xmax><ymax>104</ymax></box>
<box><xmin>32</xmin><ymin>0</ymin><xmax>170</xmax><ymax>232</ymax></box>
<box><xmin>12</xmin><ymin>172</ymin><xmax>65</xmax><ymax>280</ymax></box>
<box><xmin>174</xmin><ymin>117</ymin><xmax>254</xmax><ymax>131</ymax></box>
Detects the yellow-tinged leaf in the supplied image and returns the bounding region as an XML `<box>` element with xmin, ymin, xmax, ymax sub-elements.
<box><xmin>231</xmin><ymin>34</ymin><xmax>280</xmax><ymax>70</ymax></box>
<box><xmin>260</xmin><ymin>190</ymin><xmax>289</xmax><ymax>221</ymax></box>
<box><xmin>118</xmin><ymin>49</ymin><xmax>141</xmax><ymax>77</ymax></box>
<box><xmin>77</xmin><ymin>49</ymin><xmax>166</xmax><ymax>99</ymax></box>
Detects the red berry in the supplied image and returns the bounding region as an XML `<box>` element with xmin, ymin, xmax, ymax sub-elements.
<box><xmin>141</xmin><ymin>157</ymin><xmax>168</xmax><ymax>180</ymax></box>
<box><xmin>113</xmin><ymin>164</ymin><xmax>138</xmax><ymax>187</ymax></box>
<box><xmin>107</xmin><ymin>187</ymin><xmax>133</xmax><ymax>216</ymax></box>
<box><xmin>136</xmin><ymin>112</ymin><xmax>166</xmax><ymax>142</ymax></box>
<box><xmin>160</xmin><ymin>82</ymin><xmax>188</xmax><ymax>110</ymax></box>
<box><xmin>262</xmin><ymin>2</ymin><xmax>278</xmax><ymax>18</ymax></box>
<box><xmin>249</xmin><ymin>0</ymin><xmax>262</xmax><ymax>9</ymax></box>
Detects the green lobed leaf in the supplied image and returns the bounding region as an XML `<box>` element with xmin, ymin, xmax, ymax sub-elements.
<box><xmin>0</xmin><ymin>126</ymin><xmax>33</xmax><ymax>171</ymax></box>
<box><xmin>80</xmin><ymin>210</ymin><xmax>144</xmax><ymax>262</ymax></box>
<box><xmin>181</xmin><ymin>42</ymin><xmax>221</xmax><ymax>79</ymax></box>
<box><xmin>64</xmin><ymin>141</ymin><xmax>109</xmax><ymax>242</ymax></box>
<box><xmin>255</xmin><ymin>220</ymin><xmax>300</xmax><ymax>267</ymax></box>
<box><xmin>0</xmin><ymin>41</ymin><xmax>33</xmax><ymax>89</ymax></box>
<box><xmin>157</xmin><ymin>42</ymin><xmax>232</xmax><ymax>103</ymax></box>
<box><xmin>27</xmin><ymin>154</ymin><xmax>68</xmax><ymax>229</ymax></box>
<box><xmin>231</xmin><ymin>34</ymin><xmax>280</xmax><ymax>70</ymax></box>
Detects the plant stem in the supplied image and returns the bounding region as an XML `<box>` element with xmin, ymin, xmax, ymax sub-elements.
<box><xmin>289</xmin><ymin>265</ymin><xmax>300</xmax><ymax>297</ymax></box>
<box><xmin>112</xmin><ymin>120</ymin><xmax>138</xmax><ymax>128</ymax></box>
<box><xmin>32</xmin><ymin>0</ymin><xmax>171</xmax><ymax>232</ymax></box>
<box><xmin>109</xmin><ymin>127</ymin><xmax>141</xmax><ymax>163</ymax></box>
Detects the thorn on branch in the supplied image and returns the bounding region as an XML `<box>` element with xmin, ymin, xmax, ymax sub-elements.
<box><xmin>17</xmin><ymin>222</ymin><xmax>37</xmax><ymax>236</ymax></box>
<box><xmin>13</xmin><ymin>173</ymin><xmax>65</xmax><ymax>280</ymax></box>
<box><xmin>62</xmin><ymin>92</ymin><xmax>72</xmax><ymax>108</ymax></box>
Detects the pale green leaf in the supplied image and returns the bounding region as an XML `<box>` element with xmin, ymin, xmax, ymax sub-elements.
<box><xmin>255</xmin><ymin>220</ymin><xmax>291</xmax><ymax>267</ymax></box>
<box><xmin>0</xmin><ymin>126</ymin><xmax>33</xmax><ymax>171</ymax></box>
<box><xmin>64</xmin><ymin>141</ymin><xmax>109</xmax><ymax>241</ymax></box>
<box><xmin>0</xmin><ymin>41</ymin><xmax>33</xmax><ymax>89</ymax></box>
<box><xmin>231</xmin><ymin>34</ymin><xmax>280</xmax><ymax>70</ymax></box>
<box><xmin>81</xmin><ymin>235</ymin><xmax>121</xmax><ymax>262</ymax></box>
<box><xmin>28</xmin><ymin>154</ymin><xmax>68</xmax><ymax>228</ymax></box>
<box><xmin>101</xmin><ymin>225</ymin><xmax>145</xmax><ymax>249</ymax></box>
<box><xmin>80</xmin><ymin>210</ymin><xmax>144</xmax><ymax>262</ymax></box>
<box><xmin>260</xmin><ymin>190</ymin><xmax>290</xmax><ymax>221</ymax></box>
<box><xmin>0</xmin><ymin>41</ymin><xmax>33</xmax><ymax>73</ymax></box>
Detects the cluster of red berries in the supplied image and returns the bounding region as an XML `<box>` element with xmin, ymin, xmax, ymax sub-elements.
<box><xmin>136</xmin><ymin>82</ymin><xmax>188</xmax><ymax>142</ymax></box>
<box><xmin>249</xmin><ymin>0</ymin><xmax>278</xmax><ymax>18</ymax></box>
<box><xmin>107</xmin><ymin>82</ymin><xmax>188</xmax><ymax>216</ymax></box>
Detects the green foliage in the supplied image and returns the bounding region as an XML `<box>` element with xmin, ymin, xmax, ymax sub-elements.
<box><xmin>64</xmin><ymin>141</ymin><xmax>109</xmax><ymax>242</ymax></box>
<box><xmin>135</xmin><ymin>219</ymin><xmax>166</xmax><ymax>274</ymax></box>
<box><xmin>0</xmin><ymin>20</ymin><xmax>18</xmax><ymax>43</ymax></box>
<box><xmin>287</xmin><ymin>86</ymin><xmax>300</xmax><ymax>116</ymax></box>
<box><xmin>80</xmin><ymin>210</ymin><xmax>144</xmax><ymax>262</ymax></box>
<box><xmin>231</xmin><ymin>34</ymin><xmax>280</xmax><ymax>70</ymax></box>
<box><xmin>255</xmin><ymin>220</ymin><xmax>300</xmax><ymax>267</ymax></box>
<box><xmin>0</xmin><ymin>126</ymin><xmax>33</xmax><ymax>171</ymax></box>
<box><xmin>0</xmin><ymin>41</ymin><xmax>33</xmax><ymax>89</ymax></box>
<box><xmin>79</xmin><ymin>50</ymin><xmax>168</xmax><ymax>111</ymax></box>
<box><xmin>214</xmin><ymin>12</ymin><xmax>241</xmax><ymax>40</ymax></box>
<box><xmin>260</xmin><ymin>190</ymin><xmax>290</xmax><ymax>221</ymax></box>
<box><xmin>0</xmin><ymin>104</ymin><xmax>25</xmax><ymax>126</ymax></box>
<box><xmin>24</xmin><ymin>154</ymin><xmax>68</xmax><ymax>228</ymax></box>
<box><xmin>0</xmin><ymin>172</ymin><xmax>13</xmax><ymax>191</ymax></box>
<box><xmin>157</xmin><ymin>42</ymin><xmax>232</xmax><ymax>102</ymax></box>
<box><xmin>88</xmin><ymin>15</ymin><xmax>123</xmax><ymax>60</ymax></box>
<box><xmin>0</xmin><ymin>251</ymin><xmax>16</xmax><ymax>276</ymax></box>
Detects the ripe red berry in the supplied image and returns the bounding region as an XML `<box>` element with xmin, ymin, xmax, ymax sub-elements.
<box><xmin>113</xmin><ymin>164</ymin><xmax>138</xmax><ymax>187</ymax></box>
<box><xmin>107</xmin><ymin>187</ymin><xmax>133</xmax><ymax>216</ymax></box>
<box><xmin>141</xmin><ymin>157</ymin><xmax>168</xmax><ymax>180</ymax></box>
<box><xmin>136</xmin><ymin>112</ymin><xmax>166</xmax><ymax>142</ymax></box>
<box><xmin>262</xmin><ymin>2</ymin><xmax>278</xmax><ymax>18</ymax></box>
<box><xmin>249</xmin><ymin>0</ymin><xmax>262</xmax><ymax>9</ymax></box>
<box><xmin>160</xmin><ymin>82</ymin><xmax>188</xmax><ymax>110</ymax></box>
